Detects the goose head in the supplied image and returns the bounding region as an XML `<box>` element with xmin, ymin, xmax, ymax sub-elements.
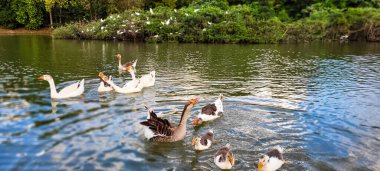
<box><xmin>187</xmin><ymin>97</ymin><xmax>199</xmax><ymax>106</ymax></box>
<box><xmin>38</xmin><ymin>75</ymin><xmax>53</xmax><ymax>81</ymax></box>
<box><xmin>192</xmin><ymin>117</ymin><xmax>203</xmax><ymax>125</ymax></box>
<box><xmin>258</xmin><ymin>154</ymin><xmax>270</xmax><ymax>171</ymax></box>
<box><xmin>191</xmin><ymin>136</ymin><xmax>199</xmax><ymax>145</ymax></box>
<box><xmin>181</xmin><ymin>97</ymin><xmax>199</xmax><ymax>118</ymax></box>
<box><xmin>98</xmin><ymin>72</ymin><xmax>108</xmax><ymax>81</ymax></box>
<box><xmin>115</xmin><ymin>53</ymin><xmax>121</xmax><ymax>60</ymax></box>
<box><xmin>219</xmin><ymin>94</ymin><xmax>224</xmax><ymax>101</ymax></box>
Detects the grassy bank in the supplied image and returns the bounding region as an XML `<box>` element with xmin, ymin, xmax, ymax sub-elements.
<box><xmin>0</xmin><ymin>27</ymin><xmax>52</xmax><ymax>35</ymax></box>
<box><xmin>52</xmin><ymin>4</ymin><xmax>380</xmax><ymax>43</ymax></box>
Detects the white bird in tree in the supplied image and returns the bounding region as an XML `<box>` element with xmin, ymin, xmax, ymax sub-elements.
<box><xmin>150</xmin><ymin>8</ymin><xmax>154</xmax><ymax>15</ymax></box>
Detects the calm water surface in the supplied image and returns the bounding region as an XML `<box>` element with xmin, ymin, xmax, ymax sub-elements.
<box><xmin>0</xmin><ymin>36</ymin><xmax>380</xmax><ymax>171</ymax></box>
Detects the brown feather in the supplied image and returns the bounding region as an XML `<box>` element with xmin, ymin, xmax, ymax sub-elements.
<box><xmin>215</xmin><ymin>146</ymin><xmax>231</xmax><ymax>162</ymax></box>
<box><xmin>201</xmin><ymin>103</ymin><xmax>217</xmax><ymax>115</ymax></box>
<box><xmin>139</xmin><ymin>110</ymin><xmax>175</xmax><ymax>137</ymax></box>
<box><xmin>200</xmin><ymin>132</ymin><xmax>214</xmax><ymax>146</ymax></box>
<box><xmin>266</xmin><ymin>149</ymin><xmax>283</xmax><ymax>160</ymax></box>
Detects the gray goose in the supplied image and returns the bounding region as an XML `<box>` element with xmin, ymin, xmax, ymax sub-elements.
<box><xmin>192</xmin><ymin>129</ymin><xmax>214</xmax><ymax>150</ymax></box>
<box><xmin>214</xmin><ymin>143</ymin><xmax>235</xmax><ymax>169</ymax></box>
<box><xmin>192</xmin><ymin>94</ymin><xmax>224</xmax><ymax>125</ymax></box>
<box><xmin>140</xmin><ymin>98</ymin><xmax>199</xmax><ymax>142</ymax></box>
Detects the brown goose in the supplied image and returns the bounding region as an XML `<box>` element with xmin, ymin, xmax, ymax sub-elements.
<box><xmin>140</xmin><ymin>98</ymin><xmax>199</xmax><ymax>142</ymax></box>
<box><xmin>214</xmin><ymin>143</ymin><xmax>235</xmax><ymax>169</ymax></box>
<box><xmin>115</xmin><ymin>53</ymin><xmax>137</xmax><ymax>71</ymax></box>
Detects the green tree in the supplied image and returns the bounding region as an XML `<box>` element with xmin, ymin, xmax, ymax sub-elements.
<box><xmin>12</xmin><ymin>0</ymin><xmax>45</xmax><ymax>29</ymax></box>
<box><xmin>256</xmin><ymin>0</ymin><xmax>275</xmax><ymax>19</ymax></box>
<box><xmin>176</xmin><ymin>0</ymin><xmax>193</xmax><ymax>8</ymax></box>
<box><xmin>145</xmin><ymin>0</ymin><xmax>177</xmax><ymax>8</ymax></box>
<box><xmin>0</xmin><ymin>0</ymin><xmax>19</xmax><ymax>28</ymax></box>
<box><xmin>273</xmin><ymin>0</ymin><xmax>317</xmax><ymax>19</ymax></box>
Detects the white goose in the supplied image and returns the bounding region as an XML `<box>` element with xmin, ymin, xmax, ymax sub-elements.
<box><xmin>125</xmin><ymin>61</ymin><xmax>155</xmax><ymax>88</ymax></box>
<box><xmin>192</xmin><ymin>94</ymin><xmax>224</xmax><ymax>125</ymax></box>
<box><xmin>38</xmin><ymin>75</ymin><xmax>84</xmax><ymax>99</ymax></box>
<box><xmin>98</xmin><ymin>58</ymin><xmax>137</xmax><ymax>92</ymax></box>
<box><xmin>140</xmin><ymin>71</ymin><xmax>155</xmax><ymax>87</ymax></box>
<box><xmin>122</xmin><ymin>60</ymin><xmax>140</xmax><ymax>88</ymax></box>
<box><xmin>192</xmin><ymin>129</ymin><xmax>214</xmax><ymax>151</ymax></box>
<box><xmin>258</xmin><ymin>146</ymin><xmax>285</xmax><ymax>171</ymax></box>
<box><xmin>99</xmin><ymin>72</ymin><xmax>143</xmax><ymax>94</ymax></box>
<box><xmin>97</xmin><ymin>75</ymin><xmax>113</xmax><ymax>92</ymax></box>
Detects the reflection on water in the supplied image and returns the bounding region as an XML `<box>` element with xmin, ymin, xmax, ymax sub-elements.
<box><xmin>0</xmin><ymin>36</ymin><xmax>380</xmax><ymax>170</ymax></box>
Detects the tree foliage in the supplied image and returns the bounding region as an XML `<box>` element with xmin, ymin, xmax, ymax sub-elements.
<box><xmin>2</xmin><ymin>0</ymin><xmax>380</xmax><ymax>43</ymax></box>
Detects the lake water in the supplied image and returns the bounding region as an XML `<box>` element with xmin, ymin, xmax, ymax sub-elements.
<box><xmin>0</xmin><ymin>35</ymin><xmax>379</xmax><ymax>170</ymax></box>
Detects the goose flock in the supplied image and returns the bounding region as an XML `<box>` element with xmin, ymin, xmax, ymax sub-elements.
<box><xmin>38</xmin><ymin>53</ymin><xmax>284</xmax><ymax>170</ymax></box>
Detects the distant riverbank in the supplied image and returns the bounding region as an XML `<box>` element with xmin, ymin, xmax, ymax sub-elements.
<box><xmin>51</xmin><ymin>6</ymin><xmax>380</xmax><ymax>44</ymax></box>
<box><xmin>0</xmin><ymin>28</ymin><xmax>52</xmax><ymax>35</ymax></box>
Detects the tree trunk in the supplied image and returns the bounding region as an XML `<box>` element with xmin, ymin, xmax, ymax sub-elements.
<box><xmin>49</xmin><ymin>9</ymin><xmax>53</xmax><ymax>28</ymax></box>
<box><xmin>59</xmin><ymin>7</ymin><xmax>62</xmax><ymax>24</ymax></box>
<box><xmin>89</xmin><ymin>2</ymin><xmax>93</xmax><ymax>20</ymax></box>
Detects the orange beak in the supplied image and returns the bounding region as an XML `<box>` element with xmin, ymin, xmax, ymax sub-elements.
<box><xmin>190</xmin><ymin>97</ymin><xmax>199</xmax><ymax>105</ymax></box>
<box><xmin>38</xmin><ymin>75</ymin><xmax>44</xmax><ymax>80</ymax></box>
<box><xmin>228</xmin><ymin>153</ymin><xmax>235</xmax><ymax>166</ymax></box>
<box><xmin>258</xmin><ymin>161</ymin><xmax>263</xmax><ymax>171</ymax></box>
<box><xmin>191</xmin><ymin>137</ymin><xmax>197</xmax><ymax>145</ymax></box>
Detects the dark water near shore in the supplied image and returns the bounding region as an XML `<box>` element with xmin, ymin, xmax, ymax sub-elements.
<box><xmin>0</xmin><ymin>35</ymin><xmax>380</xmax><ymax>170</ymax></box>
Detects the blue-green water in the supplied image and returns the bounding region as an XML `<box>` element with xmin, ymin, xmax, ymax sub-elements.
<box><xmin>0</xmin><ymin>35</ymin><xmax>380</xmax><ymax>170</ymax></box>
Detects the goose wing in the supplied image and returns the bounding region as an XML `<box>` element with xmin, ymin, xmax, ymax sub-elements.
<box><xmin>215</xmin><ymin>146</ymin><xmax>230</xmax><ymax>160</ymax></box>
<box><xmin>266</xmin><ymin>148</ymin><xmax>283</xmax><ymax>160</ymax></box>
<box><xmin>58</xmin><ymin>79</ymin><xmax>83</xmax><ymax>95</ymax></box>
<box><xmin>122</xmin><ymin>59</ymin><xmax>137</xmax><ymax>68</ymax></box>
<box><xmin>200</xmin><ymin>131</ymin><xmax>214</xmax><ymax>145</ymax></box>
<box><xmin>140</xmin><ymin>111</ymin><xmax>175</xmax><ymax>137</ymax></box>
<box><xmin>201</xmin><ymin>103</ymin><xmax>217</xmax><ymax>115</ymax></box>
<box><xmin>123</xmin><ymin>79</ymin><xmax>140</xmax><ymax>88</ymax></box>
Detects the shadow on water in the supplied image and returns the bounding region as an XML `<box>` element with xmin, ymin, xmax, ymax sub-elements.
<box><xmin>0</xmin><ymin>36</ymin><xmax>380</xmax><ymax>170</ymax></box>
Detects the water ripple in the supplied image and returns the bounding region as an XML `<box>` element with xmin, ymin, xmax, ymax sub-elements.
<box><xmin>0</xmin><ymin>37</ymin><xmax>380</xmax><ymax>170</ymax></box>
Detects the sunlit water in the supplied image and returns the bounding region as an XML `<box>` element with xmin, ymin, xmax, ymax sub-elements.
<box><xmin>0</xmin><ymin>35</ymin><xmax>380</xmax><ymax>170</ymax></box>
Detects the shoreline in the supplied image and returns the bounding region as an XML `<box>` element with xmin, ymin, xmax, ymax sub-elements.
<box><xmin>0</xmin><ymin>28</ymin><xmax>52</xmax><ymax>35</ymax></box>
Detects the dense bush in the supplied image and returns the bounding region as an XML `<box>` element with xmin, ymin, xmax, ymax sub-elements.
<box><xmin>52</xmin><ymin>1</ymin><xmax>380</xmax><ymax>43</ymax></box>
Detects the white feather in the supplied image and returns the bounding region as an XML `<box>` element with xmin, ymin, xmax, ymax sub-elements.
<box><xmin>261</xmin><ymin>157</ymin><xmax>284</xmax><ymax>171</ymax></box>
<box><xmin>143</xmin><ymin>107</ymin><xmax>162</xmax><ymax>139</ymax></box>
<box><xmin>197</xmin><ymin>113</ymin><xmax>220</xmax><ymax>121</ymax></box>
<box><xmin>198</xmin><ymin>94</ymin><xmax>224</xmax><ymax>121</ymax></box>
<box><xmin>214</xmin><ymin>155</ymin><xmax>233</xmax><ymax>170</ymax></box>
<box><xmin>140</xmin><ymin>71</ymin><xmax>155</xmax><ymax>87</ymax></box>
<box><xmin>97</xmin><ymin>82</ymin><xmax>113</xmax><ymax>92</ymax></box>
<box><xmin>194</xmin><ymin>139</ymin><xmax>212</xmax><ymax>150</ymax></box>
